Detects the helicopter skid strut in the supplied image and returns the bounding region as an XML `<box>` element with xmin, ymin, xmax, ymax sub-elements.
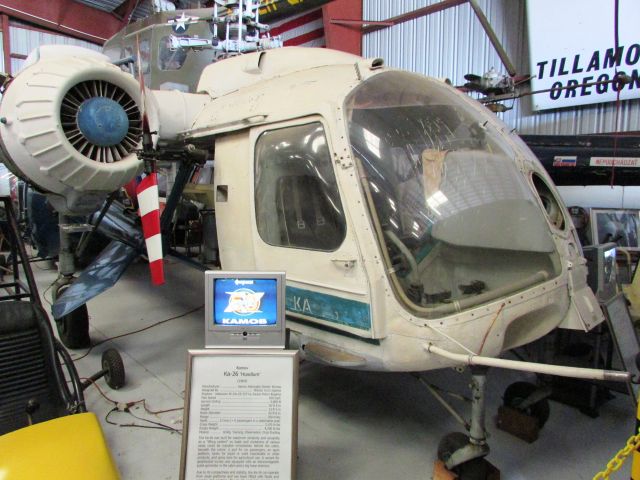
<box><xmin>445</xmin><ymin>367</ymin><xmax>490</xmax><ymax>470</ymax></box>
<box><xmin>423</xmin><ymin>343</ymin><xmax>632</xmax><ymax>478</ymax></box>
<box><xmin>425</xmin><ymin>343</ymin><xmax>631</xmax><ymax>382</ymax></box>
<box><xmin>420</xmin><ymin>367</ymin><xmax>495</xmax><ymax>479</ymax></box>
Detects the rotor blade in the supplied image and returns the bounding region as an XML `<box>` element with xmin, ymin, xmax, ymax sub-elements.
<box><xmin>52</xmin><ymin>241</ymin><xmax>138</xmax><ymax>319</ymax></box>
<box><xmin>92</xmin><ymin>200</ymin><xmax>144</xmax><ymax>247</ymax></box>
<box><xmin>464</xmin><ymin>82</ymin><xmax>485</xmax><ymax>93</ymax></box>
<box><xmin>136</xmin><ymin>172</ymin><xmax>165</xmax><ymax>286</ymax></box>
<box><xmin>135</xmin><ymin>34</ymin><xmax>153</xmax><ymax>152</ymax></box>
<box><xmin>135</xmin><ymin>34</ymin><xmax>146</xmax><ymax>114</ymax></box>
<box><xmin>513</xmin><ymin>74</ymin><xmax>532</xmax><ymax>86</ymax></box>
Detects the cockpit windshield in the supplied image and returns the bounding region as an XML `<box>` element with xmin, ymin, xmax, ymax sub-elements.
<box><xmin>345</xmin><ymin>72</ymin><xmax>560</xmax><ymax>317</ymax></box>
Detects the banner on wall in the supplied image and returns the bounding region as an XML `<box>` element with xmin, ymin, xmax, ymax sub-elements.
<box><xmin>527</xmin><ymin>0</ymin><xmax>640</xmax><ymax>111</ymax></box>
<box><xmin>268</xmin><ymin>6</ymin><xmax>325</xmax><ymax>48</ymax></box>
<box><xmin>259</xmin><ymin>0</ymin><xmax>330</xmax><ymax>23</ymax></box>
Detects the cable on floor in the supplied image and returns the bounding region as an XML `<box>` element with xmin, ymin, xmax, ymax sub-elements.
<box><xmin>105</xmin><ymin>408</ymin><xmax>181</xmax><ymax>433</ymax></box>
<box><xmin>71</xmin><ymin>304</ymin><xmax>203</xmax><ymax>362</ymax></box>
<box><xmin>83</xmin><ymin>377</ymin><xmax>182</xmax><ymax>434</ymax></box>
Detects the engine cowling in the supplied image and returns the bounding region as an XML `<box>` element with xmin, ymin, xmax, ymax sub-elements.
<box><xmin>0</xmin><ymin>48</ymin><xmax>143</xmax><ymax>213</ymax></box>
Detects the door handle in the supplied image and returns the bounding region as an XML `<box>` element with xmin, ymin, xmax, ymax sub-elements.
<box><xmin>331</xmin><ymin>258</ymin><xmax>356</xmax><ymax>269</ymax></box>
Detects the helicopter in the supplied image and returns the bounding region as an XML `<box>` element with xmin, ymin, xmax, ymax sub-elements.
<box><xmin>0</xmin><ymin>2</ymin><xmax>630</xmax><ymax>477</ymax></box>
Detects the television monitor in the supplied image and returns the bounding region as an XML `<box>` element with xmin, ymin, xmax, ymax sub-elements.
<box><xmin>582</xmin><ymin>242</ymin><xmax>617</xmax><ymax>303</ymax></box>
<box><xmin>204</xmin><ymin>271</ymin><xmax>286</xmax><ymax>348</ymax></box>
<box><xmin>590</xmin><ymin>209</ymin><xmax>640</xmax><ymax>251</ymax></box>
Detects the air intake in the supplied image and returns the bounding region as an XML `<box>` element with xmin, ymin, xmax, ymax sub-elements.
<box><xmin>61</xmin><ymin>80</ymin><xmax>142</xmax><ymax>163</ymax></box>
<box><xmin>0</xmin><ymin>51</ymin><xmax>145</xmax><ymax>213</ymax></box>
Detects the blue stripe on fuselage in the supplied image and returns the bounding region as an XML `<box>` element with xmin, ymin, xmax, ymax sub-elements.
<box><xmin>285</xmin><ymin>286</ymin><xmax>371</xmax><ymax>331</ymax></box>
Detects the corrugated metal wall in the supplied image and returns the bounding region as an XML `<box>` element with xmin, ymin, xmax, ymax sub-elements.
<box><xmin>362</xmin><ymin>0</ymin><xmax>640</xmax><ymax>135</ymax></box>
<box><xmin>9</xmin><ymin>21</ymin><xmax>100</xmax><ymax>74</ymax></box>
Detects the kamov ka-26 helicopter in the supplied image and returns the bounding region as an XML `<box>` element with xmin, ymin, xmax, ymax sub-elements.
<box><xmin>0</xmin><ymin>1</ymin><xmax>630</xmax><ymax>475</ymax></box>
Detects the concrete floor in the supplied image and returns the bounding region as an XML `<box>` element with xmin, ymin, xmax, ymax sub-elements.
<box><xmin>32</xmin><ymin>258</ymin><xmax>634</xmax><ymax>480</ymax></box>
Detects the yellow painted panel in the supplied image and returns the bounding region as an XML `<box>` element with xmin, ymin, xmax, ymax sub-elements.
<box><xmin>0</xmin><ymin>413</ymin><xmax>119</xmax><ymax>480</ymax></box>
<box><xmin>633</xmin><ymin>450</ymin><xmax>640</xmax><ymax>480</ymax></box>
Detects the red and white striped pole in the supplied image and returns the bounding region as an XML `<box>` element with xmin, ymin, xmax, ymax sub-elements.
<box><xmin>133</xmin><ymin>33</ymin><xmax>164</xmax><ymax>285</ymax></box>
<box><xmin>136</xmin><ymin>173</ymin><xmax>165</xmax><ymax>286</ymax></box>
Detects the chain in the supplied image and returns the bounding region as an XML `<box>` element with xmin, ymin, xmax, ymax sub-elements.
<box><xmin>593</xmin><ymin>429</ymin><xmax>640</xmax><ymax>480</ymax></box>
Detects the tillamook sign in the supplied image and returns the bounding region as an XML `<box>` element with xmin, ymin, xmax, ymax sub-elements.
<box><xmin>527</xmin><ymin>0</ymin><xmax>640</xmax><ymax>111</ymax></box>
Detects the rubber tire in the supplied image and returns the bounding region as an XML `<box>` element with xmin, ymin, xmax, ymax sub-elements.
<box><xmin>456</xmin><ymin>458</ymin><xmax>489</xmax><ymax>480</ymax></box>
<box><xmin>437</xmin><ymin>432</ymin><xmax>470</xmax><ymax>463</ymax></box>
<box><xmin>102</xmin><ymin>348</ymin><xmax>126</xmax><ymax>390</ymax></box>
<box><xmin>437</xmin><ymin>432</ymin><xmax>488</xmax><ymax>480</ymax></box>
<box><xmin>503</xmin><ymin>381</ymin><xmax>550</xmax><ymax>428</ymax></box>
<box><xmin>53</xmin><ymin>284</ymin><xmax>90</xmax><ymax>349</ymax></box>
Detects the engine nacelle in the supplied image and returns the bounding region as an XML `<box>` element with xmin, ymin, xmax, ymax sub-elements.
<box><xmin>0</xmin><ymin>47</ymin><xmax>143</xmax><ymax>214</ymax></box>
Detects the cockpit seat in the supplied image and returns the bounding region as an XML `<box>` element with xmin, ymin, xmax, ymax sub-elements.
<box><xmin>0</xmin><ymin>301</ymin><xmax>69</xmax><ymax>435</ymax></box>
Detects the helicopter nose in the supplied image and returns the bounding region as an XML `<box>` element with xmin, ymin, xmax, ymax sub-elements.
<box><xmin>77</xmin><ymin>96</ymin><xmax>130</xmax><ymax>147</ymax></box>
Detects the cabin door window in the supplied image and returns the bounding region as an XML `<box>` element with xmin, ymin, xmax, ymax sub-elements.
<box><xmin>254</xmin><ymin>122</ymin><xmax>346</xmax><ymax>251</ymax></box>
<box><xmin>251</xmin><ymin>121</ymin><xmax>372</xmax><ymax>335</ymax></box>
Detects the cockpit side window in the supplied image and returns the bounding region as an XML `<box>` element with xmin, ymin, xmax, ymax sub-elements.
<box><xmin>345</xmin><ymin>72</ymin><xmax>561</xmax><ymax>316</ymax></box>
<box><xmin>103</xmin><ymin>47</ymin><xmax>121</xmax><ymax>63</ymax></box>
<box><xmin>255</xmin><ymin>123</ymin><xmax>346</xmax><ymax>251</ymax></box>
<box><xmin>124</xmin><ymin>40</ymin><xmax>151</xmax><ymax>85</ymax></box>
<box><xmin>159</xmin><ymin>36</ymin><xmax>188</xmax><ymax>70</ymax></box>
<box><xmin>532</xmin><ymin>173</ymin><xmax>566</xmax><ymax>230</ymax></box>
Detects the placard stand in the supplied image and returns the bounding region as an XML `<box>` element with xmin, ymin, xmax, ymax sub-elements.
<box><xmin>602</xmin><ymin>293</ymin><xmax>639</xmax><ymax>404</ymax></box>
<box><xmin>180</xmin><ymin>349</ymin><xmax>298</xmax><ymax>480</ymax></box>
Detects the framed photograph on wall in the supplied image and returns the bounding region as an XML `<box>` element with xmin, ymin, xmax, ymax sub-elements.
<box><xmin>590</xmin><ymin>209</ymin><xmax>640</xmax><ymax>250</ymax></box>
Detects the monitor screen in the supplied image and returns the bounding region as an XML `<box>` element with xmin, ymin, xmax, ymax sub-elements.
<box><xmin>205</xmin><ymin>271</ymin><xmax>285</xmax><ymax>348</ymax></box>
<box><xmin>583</xmin><ymin>242</ymin><xmax>617</xmax><ymax>302</ymax></box>
<box><xmin>213</xmin><ymin>278</ymin><xmax>278</xmax><ymax>327</ymax></box>
<box><xmin>603</xmin><ymin>246</ymin><xmax>616</xmax><ymax>287</ymax></box>
<box><xmin>590</xmin><ymin>209</ymin><xmax>640</xmax><ymax>250</ymax></box>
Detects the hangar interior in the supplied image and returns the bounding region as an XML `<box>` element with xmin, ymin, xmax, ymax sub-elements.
<box><xmin>0</xmin><ymin>1</ymin><xmax>639</xmax><ymax>479</ymax></box>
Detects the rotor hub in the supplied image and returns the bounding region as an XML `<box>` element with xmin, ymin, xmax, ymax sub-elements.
<box><xmin>77</xmin><ymin>96</ymin><xmax>130</xmax><ymax>147</ymax></box>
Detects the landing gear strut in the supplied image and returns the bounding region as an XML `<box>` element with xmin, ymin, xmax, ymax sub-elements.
<box><xmin>437</xmin><ymin>368</ymin><xmax>491</xmax><ymax>475</ymax></box>
<box><xmin>427</xmin><ymin>368</ymin><xmax>499</xmax><ymax>480</ymax></box>
<box><xmin>52</xmin><ymin>281</ymin><xmax>90</xmax><ymax>349</ymax></box>
<box><xmin>52</xmin><ymin>215</ymin><xmax>90</xmax><ymax>349</ymax></box>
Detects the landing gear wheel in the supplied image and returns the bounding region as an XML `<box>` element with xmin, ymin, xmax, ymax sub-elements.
<box><xmin>102</xmin><ymin>348</ymin><xmax>125</xmax><ymax>390</ymax></box>
<box><xmin>437</xmin><ymin>432</ymin><xmax>489</xmax><ymax>480</ymax></box>
<box><xmin>503</xmin><ymin>381</ymin><xmax>550</xmax><ymax>428</ymax></box>
<box><xmin>53</xmin><ymin>283</ymin><xmax>90</xmax><ymax>349</ymax></box>
<box><xmin>437</xmin><ymin>432</ymin><xmax>469</xmax><ymax>464</ymax></box>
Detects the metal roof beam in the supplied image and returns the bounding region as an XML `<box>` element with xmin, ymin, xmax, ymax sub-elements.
<box><xmin>323</xmin><ymin>0</ymin><xmax>362</xmax><ymax>56</ymax></box>
<box><xmin>0</xmin><ymin>0</ymin><xmax>126</xmax><ymax>44</ymax></box>
<box><xmin>362</xmin><ymin>0</ymin><xmax>468</xmax><ymax>34</ymax></box>
<box><xmin>113</xmin><ymin>0</ymin><xmax>139</xmax><ymax>26</ymax></box>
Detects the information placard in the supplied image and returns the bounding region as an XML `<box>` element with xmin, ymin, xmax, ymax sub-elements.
<box><xmin>180</xmin><ymin>350</ymin><xmax>298</xmax><ymax>480</ymax></box>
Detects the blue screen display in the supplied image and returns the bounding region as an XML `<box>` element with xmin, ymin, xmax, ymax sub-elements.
<box><xmin>213</xmin><ymin>278</ymin><xmax>278</xmax><ymax>326</ymax></box>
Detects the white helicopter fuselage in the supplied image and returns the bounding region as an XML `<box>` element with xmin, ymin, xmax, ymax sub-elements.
<box><xmin>176</xmin><ymin>47</ymin><xmax>603</xmax><ymax>372</ymax></box>
<box><xmin>0</xmin><ymin>46</ymin><xmax>603</xmax><ymax>374</ymax></box>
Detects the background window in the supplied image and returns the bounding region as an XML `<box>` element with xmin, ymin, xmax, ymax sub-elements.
<box><xmin>158</xmin><ymin>36</ymin><xmax>188</xmax><ymax>70</ymax></box>
<box><xmin>255</xmin><ymin>123</ymin><xmax>346</xmax><ymax>251</ymax></box>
